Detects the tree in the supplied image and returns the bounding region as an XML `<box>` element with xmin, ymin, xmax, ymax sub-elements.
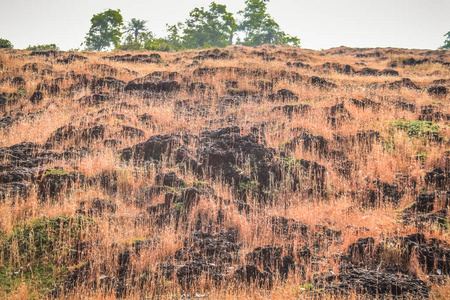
<box><xmin>165</xmin><ymin>2</ymin><xmax>236</xmax><ymax>49</ymax></box>
<box><xmin>84</xmin><ymin>9</ymin><xmax>123</xmax><ymax>51</ymax></box>
<box><xmin>143</xmin><ymin>23</ymin><xmax>184</xmax><ymax>52</ymax></box>
<box><xmin>183</xmin><ymin>2</ymin><xmax>236</xmax><ymax>48</ymax></box>
<box><xmin>238</xmin><ymin>0</ymin><xmax>300</xmax><ymax>47</ymax></box>
<box><xmin>118</xmin><ymin>29</ymin><xmax>153</xmax><ymax>50</ymax></box>
<box><xmin>441</xmin><ymin>31</ymin><xmax>450</xmax><ymax>49</ymax></box>
<box><xmin>0</xmin><ymin>38</ymin><xmax>13</xmax><ymax>49</ymax></box>
<box><xmin>124</xmin><ymin>18</ymin><xmax>148</xmax><ymax>42</ymax></box>
<box><xmin>165</xmin><ymin>23</ymin><xmax>185</xmax><ymax>50</ymax></box>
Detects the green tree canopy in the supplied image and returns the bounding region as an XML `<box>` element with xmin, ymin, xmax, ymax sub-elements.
<box><xmin>84</xmin><ymin>9</ymin><xmax>123</xmax><ymax>51</ymax></box>
<box><xmin>166</xmin><ymin>2</ymin><xmax>236</xmax><ymax>49</ymax></box>
<box><xmin>0</xmin><ymin>38</ymin><xmax>13</xmax><ymax>49</ymax></box>
<box><xmin>441</xmin><ymin>31</ymin><xmax>450</xmax><ymax>49</ymax></box>
<box><xmin>238</xmin><ymin>0</ymin><xmax>300</xmax><ymax>47</ymax></box>
<box><xmin>125</xmin><ymin>18</ymin><xmax>148</xmax><ymax>42</ymax></box>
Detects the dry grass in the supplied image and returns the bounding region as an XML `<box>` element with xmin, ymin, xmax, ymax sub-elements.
<box><xmin>0</xmin><ymin>45</ymin><xmax>449</xmax><ymax>299</ymax></box>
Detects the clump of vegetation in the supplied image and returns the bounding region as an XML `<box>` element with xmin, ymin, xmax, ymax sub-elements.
<box><xmin>86</xmin><ymin>0</ymin><xmax>299</xmax><ymax>51</ymax></box>
<box><xmin>26</xmin><ymin>44</ymin><xmax>59</xmax><ymax>51</ymax></box>
<box><xmin>441</xmin><ymin>31</ymin><xmax>450</xmax><ymax>49</ymax></box>
<box><xmin>0</xmin><ymin>38</ymin><xmax>13</xmax><ymax>49</ymax></box>
<box><xmin>390</xmin><ymin>120</ymin><xmax>443</xmax><ymax>141</ymax></box>
<box><xmin>43</xmin><ymin>168</ymin><xmax>69</xmax><ymax>178</ymax></box>
<box><xmin>84</xmin><ymin>9</ymin><xmax>123</xmax><ymax>51</ymax></box>
<box><xmin>0</xmin><ymin>215</ymin><xmax>93</xmax><ymax>298</ymax></box>
<box><xmin>4</xmin><ymin>214</ymin><xmax>92</xmax><ymax>264</ymax></box>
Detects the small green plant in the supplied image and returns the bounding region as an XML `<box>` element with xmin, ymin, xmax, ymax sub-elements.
<box><xmin>238</xmin><ymin>180</ymin><xmax>260</xmax><ymax>194</ymax></box>
<box><xmin>16</xmin><ymin>88</ymin><xmax>27</xmax><ymax>98</ymax></box>
<box><xmin>229</xmin><ymin>162</ymin><xmax>243</xmax><ymax>173</ymax></box>
<box><xmin>174</xmin><ymin>202</ymin><xmax>183</xmax><ymax>214</ymax></box>
<box><xmin>415</xmin><ymin>151</ymin><xmax>427</xmax><ymax>163</ymax></box>
<box><xmin>43</xmin><ymin>168</ymin><xmax>69</xmax><ymax>177</ymax></box>
<box><xmin>390</xmin><ymin>120</ymin><xmax>443</xmax><ymax>142</ymax></box>
<box><xmin>193</xmin><ymin>181</ymin><xmax>208</xmax><ymax>189</ymax></box>
<box><xmin>439</xmin><ymin>218</ymin><xmax>450</xmax><ymax>229</ymax></box>
<box><xmin>295</xmin><ymin>283</ymin><xmax>321</xmax><ymax>295</ymax></box>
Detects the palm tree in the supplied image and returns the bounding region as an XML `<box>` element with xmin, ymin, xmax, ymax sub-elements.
<box><xmin>125</xmin><ymin>18</ymin><xmax>148</xmax><ymax>42</ymax></box>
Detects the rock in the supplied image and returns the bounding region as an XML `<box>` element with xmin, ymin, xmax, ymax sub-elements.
<box><xmin>347</xmin><ymin>237</ymin><xmax>375</xmax><ymax>260</ymax></box>
<box><xmin>367</xmin><ymin>180</ymin><xmax>403</xmax><ymax>207</ymax></box>
<box><xmin>405</xmin><ymin>192</ymin><xmax>435</xmax><ymax>213</ymax></box>
<box><xmin>78</xmin><ymin>93</ymin><xmax>112</xmax><ymax>106</ymax></box>
<box><xmin>120</xmin><ymin>126</ymin><xmax>145</xmax><ymax>139</ymax></box>
<box><xmin>350</xmin><ymin>98</ymin><xmax>381</xmax><ymax>110</ymax></box>
<box><xmin>310</xmin><ymin>76</ymin><xmax>337</xmax><ymax>89</ymax></box>
<box><xmin>90</xmin><ymin>64</ymin><xmax>118</xmax><ymax>76</ymax></box>
<box><xmin>245</xmin><ymin>245</ymin><xmax>295</xmax><ymax>277</ymax></box>
<box><xmin>392</xmin><ymin>100</ymin><xmax>416</xmax><ymax>112</ymax></box>
<box><xmin>93</xmin><ymin>77</ymin><xmax>126</xmax><ymax>92</ymax></box>
<box><xmin>123</xmin><ymin>126</ymin><xmax>326</xmax><ymax>201</ymax></box>
<box><xmin>379</xmin><ymin>69</ymin><xmax>399</xmax><ymax>76</ymax></box>
<box><xmin>268</xmin><ymin>89</ymin><xmax>298</xmax><ymax>102</ymax></box>
<box><xmin>271</xmin><ymin>216</ymin><xmax>308</xmax><ymax>237</ymax></box>
<box><xmin>319</xmin><ymin>269</ymin><xmax>430</xmax><ymax>298</ymax></box>
<box><xmin>357</xmin><ymin>67</ymin><xmax>379</xmax><ymax>76</ymax></box>
<box><xmin>37</xmin><ymin>81</ymin><xmax>60</xmax><ymax>95</ymax></box>
<box><xmin>103</xmin><ymin>53</ymin><xmax>161</xmax><ymax>63</ymax></box>
<box><xmin>428</xmin><ymin>86</ymin><xmax>448</xmax><ymax>96</ymax></box>
<box><xmin>29</xmin><ymin>91</ymin><xmax>44</xmax><ymax>104</ymax></box>
<box><xmin>38</xmin><ymin>168</ymin><xmax>83</xmax><ymax>201</ymax></box>
<box><xmin>45</xmin><ymin>125</ymin><xmax>78</xmax><ymax>149</ymax></box>
<box><xmin>271</xmin><ymin>104</ymin><xmax>311</xmax><ymax>118</ymax></box>
<box><xmin>425</xmin><ymin>168</ymin><xmax>448</xmax><ymax>189</ymax></box>
<box><xmin>30</xmin><ymin>50</ymin><xmax>59</xmax><ymax>57</ymax></box>
<box><xmin>288</xmin><ymin>61</ymin><xmax>311</xmax><ymax>69</ymax></box>
<box><xmin>125</xmin><ymin>80</ymin><xmax>180</xmax><ymax>93</ymax></box>
<box><xmin>81</xmin><ymin>125</ymin><xmax>105</xmax><ymax>142</ymax></box>
<box><xmin>137</xmin><ymin>113</ymin><xmax>154</xmax><ymax>125</ymax></box>
<box><xmin>418</xmin><ymin>105</ymin><xmax>450</xmax><ymax>122</ymax></box>
<box><xmin>234</xmin><ymin>265</ymin><xmax>273</xmax><ymax>287</ymax></box>
<box><xmin>386</xmin><ymin>78</ymin><xmax>419</xmax><ymax>90</ymax></box>
<box><xmin>155</xmin><ymin>172</ymin><xmax>185</xmax><ymax>188</ymax></box>
<box><xmin>56</xmin><ymin>54</ymin><xmax>87</xmax><ymax>64</ymax></box>
<box><xmin>285</xmin><ymin>132</ymin><xmax>329</xmax><ymax>158</ymax></box>
<box><xmin>158</xmin><ymin>229</ymin><xmax>240</xmax><ymax>286</ymax></box>
<box><xmin>121</xmin><ymin>134</ymin><xmax>182</xmax><ymax>162</ymax></box>
<box><xmin>78</xmin><ymin>198</ymin><xmax>117</xmax><ymax>217</ymax></box>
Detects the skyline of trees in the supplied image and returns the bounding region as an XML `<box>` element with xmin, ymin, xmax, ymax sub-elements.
<box><xmin>87</xmin><ymin>0</ymin><xmax>301</xmax><ymax>51</ymax></box>
<box><xmin>2</xmin><ymin>1</ymin><xmax>449</xmax><ymax>51</ymax></box>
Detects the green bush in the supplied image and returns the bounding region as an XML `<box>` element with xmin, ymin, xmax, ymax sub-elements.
<box><xmin>144</xmin><ymin>38</ymin><xmax>178</xmax><ymax>52</ymax></box>
<box><xmin>390</xmin><ymin>120</ymin><xmax>443</xmax><ymax>142</ymax></box>
<box><xmin>0</xmin><ymin>38</ymin><xmax>13</xmax><ymax>49</ymax></box>
<box><xmin>4</xmin><ymin>214</ymin><xmax>92</xmax><ymax>264</ymax></box>
<box><xmin>26</xmin><ymin>44</ymin><xmax>59</xmax><ymax>51</ymax></box>
<box><xmin>0</xmin><ymin>215</ymin><xmax>93</xmax><ymax>298</ymax></box>
<box><xmin>116</xmin><ymin>41</ymin><xmax>143</xmax><ymax>50</ymax></box>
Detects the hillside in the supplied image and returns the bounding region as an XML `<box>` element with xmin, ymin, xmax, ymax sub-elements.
<box><xmin>0</xmin><ymin>45</ymin><xmax>450</xmax><ymax>299</ymax></box>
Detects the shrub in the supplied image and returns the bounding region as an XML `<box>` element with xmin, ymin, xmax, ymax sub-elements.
<box><xmin>26</xmin><ymin>44</ymin><xmax>59</xmax><ymax>51</ymax></box>
<box><xmin>0</xmin><ymin>38</ymin><xmax>13</xmax><ymax>49</ymax></box>
<box><xmin>0</xmin><ymin>215</ymin><xmax>93</xmax><ymax>298</ymax></box>
<box><xmin>144</xmin><ymin>38</ymin><xmax>178</xmax><ymax>52</ymax></box>
<box><xmin>390</xmin><ymin>120</ymin><xmax>443</xmax><ymax>142</ymax></box>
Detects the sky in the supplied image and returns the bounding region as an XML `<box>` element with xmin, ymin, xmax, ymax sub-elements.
<box><xmin>0</xmin><ymin>0</ymin><xmax>449</xmax><ymax>51</ymax></box>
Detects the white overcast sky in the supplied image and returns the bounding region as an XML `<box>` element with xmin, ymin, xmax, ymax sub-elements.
<box><xmin>0</xmin><ymin>0</ymin><xmax>449</xmax><ymax>50</ymax></box>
